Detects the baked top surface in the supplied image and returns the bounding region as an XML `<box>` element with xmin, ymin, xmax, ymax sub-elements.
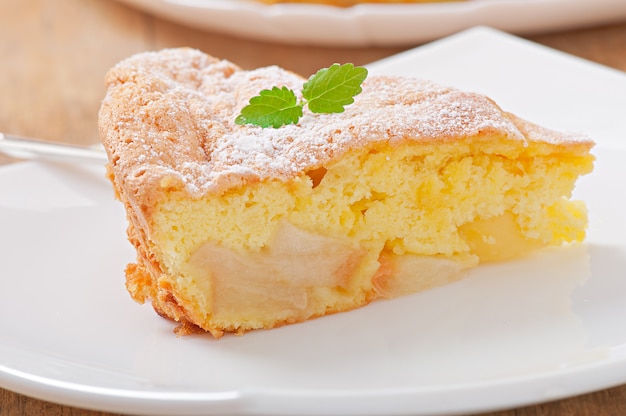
<box><xmin>99</xmin><ymin>48</ymin><xmax>593</xmax><ymax>199</ymax></box>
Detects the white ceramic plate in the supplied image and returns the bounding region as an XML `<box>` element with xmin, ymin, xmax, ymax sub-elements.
<box><xmin>1</xmin><ymin>27</ymin><xmax>626</xmax><ymax>416</ymax></box>
<box><xmin>116</xmin><ymin>0</ymin><xmax>626</xmax><ymax>46</ymax></box>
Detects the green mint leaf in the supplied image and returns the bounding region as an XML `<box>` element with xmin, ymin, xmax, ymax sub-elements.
<box><xmin>235</xmin><ymin>86</ymin><xmax>303</xmax><ymax>128</ymax></box>
<box><xmin>302</xmin><ymin>63</ymin><xmax>368</xmax><ymax>114</ymax></box>
<box><xmin>234</xmin><ymin>63</ymin><xmax>368</xmax><ymax>128</ymax></box>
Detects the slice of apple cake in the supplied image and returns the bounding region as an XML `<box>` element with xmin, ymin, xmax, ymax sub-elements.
<box><xmin>99</xmin><ymin>48</ymin><xmax>594</xmax><ymax>338</ymax></box>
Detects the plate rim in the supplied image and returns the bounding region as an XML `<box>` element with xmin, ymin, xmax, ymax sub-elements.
<box><xmin>115</xmin><ymin>0</ymin><xmax>626</xmax><ymax>46</ymax></box>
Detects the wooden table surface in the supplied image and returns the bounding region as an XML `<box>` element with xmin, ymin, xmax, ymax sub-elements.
<box><xmin>1</xmin><ymin>1</ymin><xmax>625</xmax><ymax>415</ymax></box>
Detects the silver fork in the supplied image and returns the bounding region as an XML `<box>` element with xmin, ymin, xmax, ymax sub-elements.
<box><xmin>0</xmin><ymin>132</ymin><xmax>108</xmax><ymax>165</ymax></box>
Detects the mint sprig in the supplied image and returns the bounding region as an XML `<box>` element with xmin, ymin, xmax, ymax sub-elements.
<box><xmin>236</xmin><ymin>86</ymin><xmax>303</xmax><ymax>129</ymax></box>
<box><xmin>235</xmin><ymin>63</ymin><xmax>368</xmax><ymax>128</ymax></box>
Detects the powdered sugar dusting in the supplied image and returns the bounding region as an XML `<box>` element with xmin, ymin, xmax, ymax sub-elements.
<box><xmin>99</xmin><ymin>48</ymin><xmax>593</xmax><ymax>199</ymax></box>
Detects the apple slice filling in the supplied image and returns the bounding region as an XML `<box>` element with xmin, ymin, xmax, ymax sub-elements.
<box><xmin>187</xmin><ymin>221</ymin><xmax>366</xmax><ymax>323</ymax></box>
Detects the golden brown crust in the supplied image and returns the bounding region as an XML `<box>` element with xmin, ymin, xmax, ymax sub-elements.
<box><xmin>99</xmin><ymin>48</ymin><xmax>593</xmax><ymax>225</ymax></box>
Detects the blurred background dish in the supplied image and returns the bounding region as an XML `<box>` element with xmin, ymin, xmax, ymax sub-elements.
<box><xmin>256</xmin><ymin>0</ymin><xmax>464</xmax><ymax>4</ymax></box>
<box><xmin>116</xmin><ymin>0</ymin><xmax>626</xmax><ymax>46</ymax></box>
